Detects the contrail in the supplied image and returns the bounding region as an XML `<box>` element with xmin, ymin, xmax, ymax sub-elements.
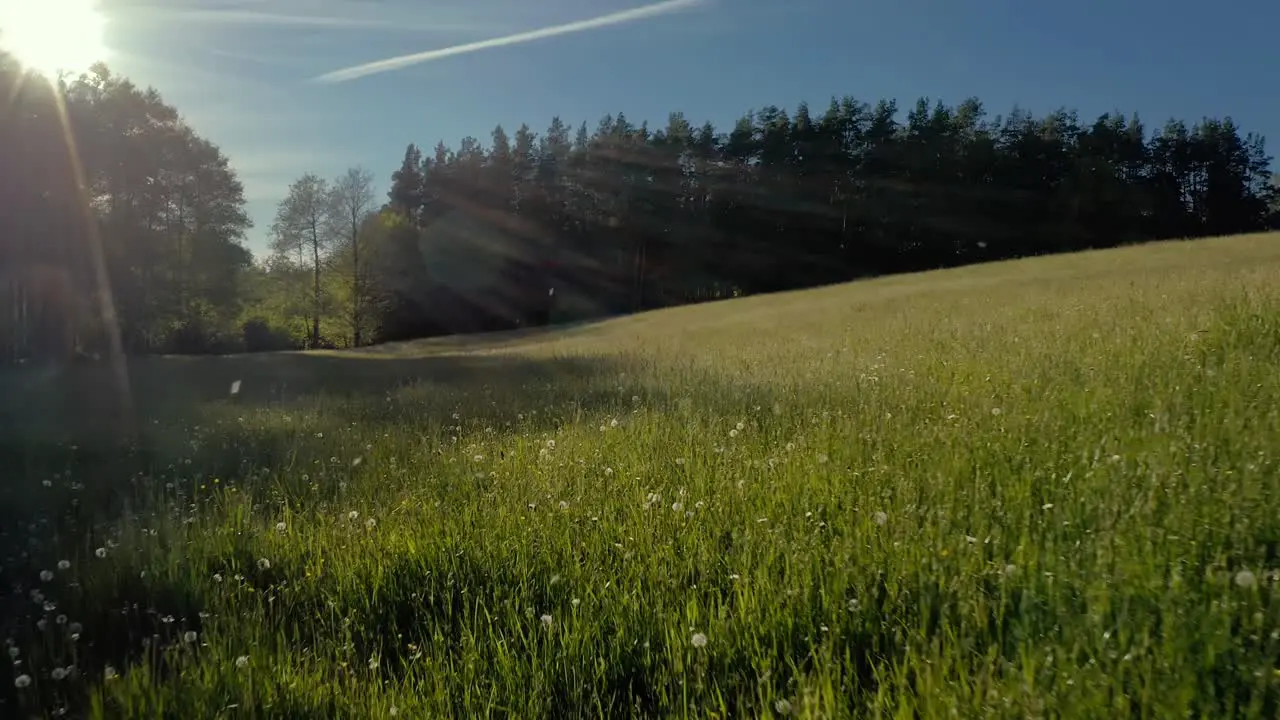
<box><xmin>312</xmin><ymin>0</ymin><xmax>708</xmax><ymax>84</ymax></box>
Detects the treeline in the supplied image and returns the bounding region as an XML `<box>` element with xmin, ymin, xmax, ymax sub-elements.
<box><xmin>2</xmin><ymin>53</ymin><xmax>1278</xmax><ymax>360</ymax></box>
<box><xmin>1</xmin><ymin>57</ymin><xmax>253</xmax><ymax>360</ymax></box>
<box><xmin>362</xmin><ymin>98</ymin><xmax>1278</xmax><ymax>340</ymax></box>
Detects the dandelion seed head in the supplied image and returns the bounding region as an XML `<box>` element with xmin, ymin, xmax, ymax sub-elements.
<box><xmin>104</xmin><ymin>665</ymin><xmax>117</xmax><ymax>680</ymax></box>
<box><xmin>94</xmin><ymin>547</ymin><xmax>107</xmax><ymax>559</ymax></box>
<box><xmin>235</xmin><ymin>655</ymin><xmax>250</xmax><ymax>668</ymax></box>
<box><xmin>183</xmin><ymin>631</ymin><xmax>198</xmax><ymax>643</ymax></box>
<box><xmin>775</xmin><ymin>699</ymin><xmax>793</xmax><ymax>715</ymax></box>
<box><xmin>39</xmin><ymin>570</ymin><xmax>53</xmax><ymax>582</ymax></box>
<box><xmin>257</xmin><ymin>558</ymin><xmax>271</xmax><ymax>570</ymax></box>
<box><xmin>348</xmin><ymin>511</ymin><xmax>359</xmax><ymax>521</ymax></box>
<box><xmin>690</xmin><ymin>632</ymin><xmax>708</xmax><ymax>648</ymax></box>
<box><xmin>1235</xmin><ymin>569</ymin><xmax>1258</xmax><ymax>589</ymax></box>
<box><xmin>275</xmin><ymin>522</ymin><xmax>287</xmax><ymax>532</ymax></box>
<box><xmin>540</xmin><ymin>614</ymin><xmax>554</xmax><ymax>627</ymax></box>
<box><xmin>14</xmin><ymin>674</ymin><xmax>31</xmax><ymax>688</ymax></box>
<box><xmin>51</xmin><ymin>667</ymin><xmax>67</xmax><ymax>680</ymax></box>
<box><xmin>672</xmin><ymin>501</ymin><xmax>684</xmax><ymax>512</ymax></box>
<box><xmin>57</xmin><ymin>560</ymin><xmax>70</xmax><ymax>571</ymax></box>
<box><xmin>365</xmin><ymin>518</ymin><xmax>377</xmax><ymax>529</ymax></box>
<box><xmin>873</xmin><ymin>511</ymin><xmax>888</xmax><ymax>526</ymax></box>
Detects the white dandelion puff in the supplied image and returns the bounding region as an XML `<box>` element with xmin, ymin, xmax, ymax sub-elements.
<box><xmin>94</xmin><ymin>547</ymin><xmax>107</xmax><ymax>559</ymax></box>
<box><xmin>559</xmin><ymin>501</ymin><xmax>569</xmax><ymax>510</ymax></box>
<box><xmin>103</xmin><ymin>665</ymin><xmax>117</xmax><ymax>680</ymax></box>
<box><xmin>348</xmin><ymin>511</ymin><xmax>360</xmax><ymax>521</ymax></box>
<box><xmin>690</xmin><ymin>632</ymin><xmax>708</xmax><ymax>648</ymax></box>
<box><xmin>51</xmin><ymin>667</ymin><xmax>67</xmax><ymax>681</ymax></box>
<box><xmin>365</xmin><ymin>518</ymin><xmax>377</xmax><ymax>530</ymax></box>
<box><xmin>873</xmin><ymin>511</ymin><xmax>888</xmax><ymax>526</ymax></box>
<box><xmin>14</xmin><ymin>674</ymin><xmax>31</xmax><ymax>688</ymax></box>
<box><xmin>729</xmin><ymin>429</ymin><xmax>739</xmax><ymax>438</ymax></box>
<box><xmin>1235</xmin><ymin>569</ymin><xmax>1258</xmax><ymax>589</ymax></box>
<box><xmin>257</xmin><ymin>558</ymin><xmax>271</xmax><ymax>570</ymax></box>
<box><xmin>672</xmin><ymin>501</ymin><xmax>684</xmax><ymax>512</ymax></box>
<box><xmin>57</xmin><ymin>560</ymin><xmax>70</xmax><ymax>571</ymax></box>
<box><xmin>183</xmin><ymin>631</ymin><xmax>198</xmax><ymax>644</ymax></box>
<box><xmin>235</xmin><ymin>655</ymin><xmax>250</xmax><ymax>668</ymax></box>
<box><xmin>736</xmin><ymin>422</ymin><xmax>745</xmax><ymax>431</ymax></box>
<box><xmin>275</xmin><ymin>522</ymin><xmax>287</xmax><ymax>532</ymax></box>
<box><xmin>39</xmin><ymin>570</ymin><xmax>53</xmax><ymax>582</ymax></box>
<box><xmin>775</xmin><ymin>699</ymin><xmax>793</xmax><ymax>715</ymax></box>
<box><xmin>230</xmin><ymin>380</ymin><xmax>241</xmax><ymax>395</ymax></box>
<box><xmin>540</xmin><ymin>614</ymin><xmax>554</xmax><ymax>627</ymax></box>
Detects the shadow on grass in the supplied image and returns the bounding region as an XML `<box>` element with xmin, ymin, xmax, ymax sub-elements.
<box><xmin>2</xmin><ymin>349</ymin><xmax>627</xmax><ymax>443</ymax></box>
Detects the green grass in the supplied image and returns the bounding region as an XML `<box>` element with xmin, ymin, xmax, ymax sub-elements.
<box><xmin>3</xmin><ymin>233</ymin><xmax>1280</xmax><ymax>718</ymax></box>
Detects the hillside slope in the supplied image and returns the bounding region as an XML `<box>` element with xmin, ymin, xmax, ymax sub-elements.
<box><xmin>2</xmin><ymin>233</ymin><xmax>1278</xmax><ymax>718</ymax></box>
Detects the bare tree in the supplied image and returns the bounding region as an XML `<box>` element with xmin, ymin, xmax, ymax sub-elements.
<box><xmin>270</xmin><ymin>174</ymin><xmax>331</xmax><ymax>347</ymax></box>
<box><xmin>328</xmin><ymin>167</ymin><xmax>376</xmax><ymax>346</ymax></box>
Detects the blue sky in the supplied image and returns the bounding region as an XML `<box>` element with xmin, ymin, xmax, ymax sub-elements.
<box><xmin>93</xmin><ymin>0</ymin><xmax>1279</xmax><ymax>253</ymax></box>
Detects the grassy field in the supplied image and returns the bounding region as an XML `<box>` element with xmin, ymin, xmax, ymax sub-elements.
<box><xmin>3</xmin><ymin>233</ymin><xmax>1280</xmax><ymax>718</ymax></box>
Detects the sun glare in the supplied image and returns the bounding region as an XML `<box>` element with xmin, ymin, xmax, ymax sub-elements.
<box><xmin>0</xmin><ymin>0</ymin><xmax>109</xmax><ymax>79</ymax></box>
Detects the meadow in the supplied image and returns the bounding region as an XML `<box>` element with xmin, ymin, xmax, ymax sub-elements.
<box><xmin>2</xmin><ymin>233</ymin><xmax>1279</xmax><ymax>718</ymax></box>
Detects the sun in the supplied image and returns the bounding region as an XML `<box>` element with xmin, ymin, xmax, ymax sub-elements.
<box><xmin>0</xmin><ymin>0</ymin><xmax>109</xmax><ymax>79</ymax></box>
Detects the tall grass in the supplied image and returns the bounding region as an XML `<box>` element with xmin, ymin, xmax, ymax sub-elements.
<box><xmin>3</xmin><ymin>233</ymin><xmax>1279</xmax><ymax>718</ymax></box>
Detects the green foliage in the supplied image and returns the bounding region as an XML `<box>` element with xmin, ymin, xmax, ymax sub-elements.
<box><xmin>0</xmin><ymin>57</ymin><xmax>252</xmax><ymax>360</ymax></box>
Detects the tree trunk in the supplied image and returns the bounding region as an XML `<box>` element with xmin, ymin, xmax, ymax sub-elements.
<box><xmin>311</xmin><ymin>228</ymin><xmax>321</xmax><ymax>348</ymax></box>
<box><xmin>351</xmin><ymin>213</ymin><xmax>361</xmax><ymax>347</ymax></box>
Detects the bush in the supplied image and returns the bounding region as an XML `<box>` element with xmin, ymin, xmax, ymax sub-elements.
<box><xmin>242</xmin><ymin>318</ymin><xmax>299</xmax><ymax>353</ymax></box>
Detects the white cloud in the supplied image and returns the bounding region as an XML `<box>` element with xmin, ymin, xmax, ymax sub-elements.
<box><xmin>313</xmin><ymin>0</ymin><xmax>710</xmax><ymax>83</ymax></box>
